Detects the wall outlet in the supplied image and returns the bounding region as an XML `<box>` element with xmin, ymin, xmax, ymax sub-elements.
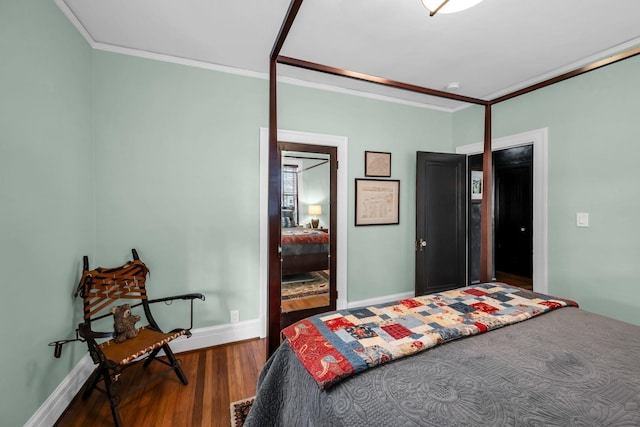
<box><xmin>576</xmin><ymin>212</ymin><xmax>589</xmax><ymax>227</ymax></box>
<box><xmin>230</xmin><ymin>310</ymin><xmax>240</xmax><ymax>323</ymax></box>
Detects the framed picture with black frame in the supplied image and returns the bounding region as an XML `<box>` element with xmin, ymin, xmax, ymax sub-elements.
<box><xmin>471</xmin><ymin>170</ymin><xmax>483</xmax><ymax>201</ymax></box>
<box><xmin>355</xmin><ymin>178</ymin><xmax>400</xmax><ymax>226</ymax></box>
<box><xmin>364</xmin><ymin>151</ymin><xmax>391</xmax><ymax>177</ymax></box>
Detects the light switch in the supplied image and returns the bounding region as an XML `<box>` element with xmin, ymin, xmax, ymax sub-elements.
<box><xmin>576</xmin><ymin>212</ymin><xmax>589</xmax><ymax>227</ymax></box>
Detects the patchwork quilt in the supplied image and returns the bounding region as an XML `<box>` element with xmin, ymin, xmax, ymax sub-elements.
<box><xmin>282</xmin><ymin>283</ymin><xmax>578</xmax><ymax>389</ymax></box>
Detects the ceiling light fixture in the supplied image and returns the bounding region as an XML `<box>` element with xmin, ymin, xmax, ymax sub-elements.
<box><xmin>445</xmin><ymin>82</ymin><xmax>460</xmax><ymax>91</ymax></box>
<box><xmin>421</xmin><ymin>0</ymin><xmax>483</xmax><ymax>16</ymax></box>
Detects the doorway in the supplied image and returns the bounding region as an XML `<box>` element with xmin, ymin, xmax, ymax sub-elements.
<box><xmin>469</xmin><ymin>145</ymin><xmax>533</xmax><ymax>289</ymax></box>
<box><xmin>278</xmin><ymin>142</ymin><xmax>337</xmax><ymax>331</ymax></box>
<box><xmin>456</xmin><ymin>127</ymin><xmax>548</xmax><ymax>294</ymax></box>
<box><xmin>259</xmin><ymin>128</ymin><xmax>348</xmax><ymax>352</ymax></box>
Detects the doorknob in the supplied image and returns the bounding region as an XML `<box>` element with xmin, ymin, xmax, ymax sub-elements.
<box><xmin>416</xmin><ymin>239</ymin><xmax>427</xmax><ymax>251</ymax></box>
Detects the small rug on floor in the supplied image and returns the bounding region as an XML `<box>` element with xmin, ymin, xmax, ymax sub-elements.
<box><xmin>281</xmin><ymin>271</ymin><xmax>329</xmax><ymax>300</ymax></box>
<box><xmin>230</xmin><ymin>396</ymin><xmax>255</xmax><ymax>427</ymax></box>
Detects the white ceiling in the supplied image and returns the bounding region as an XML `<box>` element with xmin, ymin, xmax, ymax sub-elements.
<box><xmin>58</xmin><ymin>0</ymin><xmax>640</xmax><ymax>111</ymax></box>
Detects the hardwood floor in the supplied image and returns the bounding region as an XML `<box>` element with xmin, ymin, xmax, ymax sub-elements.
<box><xmin>281</xmin><ymin>294</ymin><xmax>329</xmax><ymax>312</ymax></box>
<box><xmin>495</xmin><ymin>271</ymin><xmax>533</xmax><ymax>291</ymax></box>
<box><xmin>55</xmin><ymin>338</ymin><xmax>266</xmax><ymax>427</ymax></box>
<box><xmin>281</xmin><ymin>271</ymin><xmax>330</xmax><ymax>313</ymax></box>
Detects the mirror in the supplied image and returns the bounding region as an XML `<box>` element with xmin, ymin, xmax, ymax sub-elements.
<box><xmin>280</xmin><ymin>150</ymin><xmax>331</xmax><ymax>314</ymax></box>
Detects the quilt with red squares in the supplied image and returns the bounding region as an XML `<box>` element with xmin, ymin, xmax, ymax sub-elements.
<box><xmin>281</xmin><ymin>283</ymin><xmax>578</xmax><ymax>389</ymax></box>
<box><xmin>281</xmin><ymin>228</ymin><xmax>329</xmax><ymax>245</ymax></box>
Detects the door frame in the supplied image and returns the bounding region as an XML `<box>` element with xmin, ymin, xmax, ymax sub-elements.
<box><xmin>278</xmin><ymin>142</ymin><xmax>337</xmax><ymax>329</ymax></box>
<box><xmin>259</xmin><ymin>128</ymin><xmax>348</xmax><ymax>337</ymax></box>
<box><xmin>456</xmin><ymin>128</ymin><xmax>548</xmax><ymax>294</ymax></box>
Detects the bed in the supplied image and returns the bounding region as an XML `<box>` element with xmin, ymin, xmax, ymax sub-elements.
<box><xmin>281</xmin><ymin>227</ymin><xmax>329</xmax><ymax>276</ymax></box>
<box><xmin>245</xmin><ymin>283</ymin><xmax>640</xmax><ymax>426</ymax></box>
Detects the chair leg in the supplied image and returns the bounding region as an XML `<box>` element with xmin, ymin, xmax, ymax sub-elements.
<box><xmin>108</xmin><ymin>404</ymin><xmax>123</xmax><ymax>427</ymax></box>
<box><xmin>143</xmin><ymin>347</ymin><xmax>162</xmax><ymax>368</ymax></box>
<box><xmin>102</xmin><ymin>368</ymin><xmax>123</xmax><ymax>427</ymax></box>
<box><xmin>83</xmin><ymin>365</ymin><xmax>124</xmax><ymax>426</ymax></box>
<box><xmin>82</xmin><ymin>367</ymin><xmax>103</xmax><ymax>400</ymax></box>
<box><xmin>163</xmin><ymin>344</ymin><xmax>188</xmax><ymax>385</ymax></box>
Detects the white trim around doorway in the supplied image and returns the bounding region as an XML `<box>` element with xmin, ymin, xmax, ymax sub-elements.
<box><xmin>259</xmin><ymin>128</ymin><xmax>349</xmax><ymax>337</ymax></box>
<box><xmin>456</xmin><ymin>128</ymin><xmax>548</xmax><ymax>294</ymax></box>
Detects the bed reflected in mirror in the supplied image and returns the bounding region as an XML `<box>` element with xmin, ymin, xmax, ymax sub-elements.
<box><xmin>280</xmin><ymin>150</ymin><xmax>330</xmax><ymax>314</ymax></box>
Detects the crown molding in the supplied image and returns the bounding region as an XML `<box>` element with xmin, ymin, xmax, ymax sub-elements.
<box><xmin>483</xmin><ymin>38</ymin><xmax>640</xmax><ymax>101</ymax></box>
<box><xmin>55</xmin><ymin>0</ymin><xmax>460</xmax><ymax>113</ymax></box>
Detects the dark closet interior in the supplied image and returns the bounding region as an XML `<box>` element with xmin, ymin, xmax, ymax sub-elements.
<box><xmin>469</xmin><ymin>145</ymin><xmax>533</xmax><ymax>288</ymax></box>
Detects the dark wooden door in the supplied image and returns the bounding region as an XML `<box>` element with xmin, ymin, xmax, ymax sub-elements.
<box><xmin>495</xmin><ymin>148</ymin><xmax>533</xmax><ymax>278</ymax></box>
<box><xmin>416</xmin><ymin>152</ymin><xmax>467</xmax><ymax>295</ymax></box>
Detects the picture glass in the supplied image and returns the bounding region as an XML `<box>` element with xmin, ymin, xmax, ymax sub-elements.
<box><xmin>355</xmin><ymin>179</ymin><xmax>400</xmax><ymax>225</ymax></box>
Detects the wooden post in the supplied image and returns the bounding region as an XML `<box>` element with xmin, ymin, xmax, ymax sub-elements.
<box><xmin>480</xmin><ymin>104</ymin><xmax>493</xmax><ymax>283</ymax></box>
<box><xmin>267</xmin><ymin>58</ymin><xmax>281</xmax><ymax>356</ymax></box>
<box><xmin>267</xmin><ymin>0</ymin><xmax>305</xmax><ymax>357</ymax></box>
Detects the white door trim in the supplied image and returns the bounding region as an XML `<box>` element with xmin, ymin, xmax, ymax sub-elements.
<box><xmin>456</xmin><ymin>128</ymin><xmax>548</xmax><ymax>294</ymax></box>
<box><xmin>259</xmin><ymin>128</ymin><xmax>348</xmax><ymax>337</ymax></box>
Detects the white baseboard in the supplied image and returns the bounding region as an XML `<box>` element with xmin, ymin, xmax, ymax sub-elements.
<box><xmin>30</xmin><ymin>294</ymin><xmax>423</xmax><ymax>426</ymax></box>
<box><xmin>169</xmin><ymin>317</ymin><xmax>264</xmax><ymax>353</ymax></box>
<box><xmin>25</xmin><ymin>319</ymin><xmax>264</xmax><ymax>427</ymax></box>
<box><xmin>25</xmin><ymin>354</ymin><xmax>94</xmax><ymax>427</ymax></box>
<box><xmin>347</xmin><ymin>291</ymin><xmax>414</xmax><ymax>308</ymax></box>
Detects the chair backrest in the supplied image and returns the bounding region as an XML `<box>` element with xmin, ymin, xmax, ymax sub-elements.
<box><xmin>76</xmin><ymin>250</ymin><xmax>149</xmax><ymax>322</ymax></box>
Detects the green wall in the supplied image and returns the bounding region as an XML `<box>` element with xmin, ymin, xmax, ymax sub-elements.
<box><xmin>5</xmin><ymin>2</ymin><xmax>639</xmax><ymax>424</ymax></box>
<box><xmin>277</xmin><ymin>84</ymin><xmax>453</xmax><ymax>301</ymax></box>
<box><xmin>453</xmin><ymin>55</ymin><xmax>640</xmax><ymax>325</ymax></box>
<box><xmin>299</xmin><ymin>156</ymin><xmax>330</xmax><ymax>228</ymax></box>
<box><xmin>89</xmin><ymin>51</ymin><xmax>452</xmax><ymax>325</ymax></box>
<box><xmin>92</xmin><ymin>51</ymin><xmax>267</xmax><ymax>327</ymax></box>
<box><xmin>0</xmin><ymin>1</ymin><xmax>93</xmax><ymax>425</ymax></box>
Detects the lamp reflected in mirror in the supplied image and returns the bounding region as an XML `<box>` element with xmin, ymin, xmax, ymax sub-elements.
<box><xmin>309</xmin><ymin>205</ymin><xmax>322</xmax><ymax>228</ymax></box>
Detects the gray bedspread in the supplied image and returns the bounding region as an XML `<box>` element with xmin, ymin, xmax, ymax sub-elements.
<box><xmin>244</xmin><ymin>307</ymin><xmax>640</xmax><ymax>426</ymax></box>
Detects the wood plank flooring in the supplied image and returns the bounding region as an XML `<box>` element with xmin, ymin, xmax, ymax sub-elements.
<box><xmin>53</xmin><ymin>277</ymin><xmax>534</xmax><ymax>426</ymax></box>
<box><xmin>281</xmin><ymin>294</ymin><xmax>329</xmax><ymax>312</ymax></box>
<box><xmin>55</xmin><ymin>338</ymin><xmax>266</xmax><ymax>427</ymax></box>
<box><xmin>495</xmin><ymin>271</ymin><xmax>533</xmax><ymax>290</ymax></box>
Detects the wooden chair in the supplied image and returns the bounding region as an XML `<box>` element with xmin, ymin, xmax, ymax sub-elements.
<box><xmin>75</xmin><ymin>249</ymin><xmax>204</xmax><ymax>426</ymax></box>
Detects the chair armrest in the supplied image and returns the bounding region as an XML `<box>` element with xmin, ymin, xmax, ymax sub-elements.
<box><xmin>146</xmin><ymin>293</ymin><xmax>205</xmax><ymax>305</ymax></box>
<box><xmin>137</xmin><ymin>293</ymin><xmax>205</xmax><ymax>333</ymax></box>
<box><xmin>78</xmin><ymin>322</ymin><xmax>113</xmax><ymax>340</ymax></box>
